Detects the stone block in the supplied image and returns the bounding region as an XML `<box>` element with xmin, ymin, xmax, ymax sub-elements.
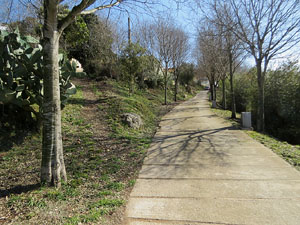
<box><xmin>242</xmin><ymin>112</ymin><xmax>252</xmax><ymax>129</ymax></box>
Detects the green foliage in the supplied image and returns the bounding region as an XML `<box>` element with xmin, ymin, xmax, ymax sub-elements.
<box><xmin>98</xmin><ymin>190</ymin><xmax>113</xmax><ymax>197</ymax></box>
<box><xmin>128</xmin><ymin>179</ymin><xmax>136</xmax><ymax>187</ymax></box>
<box><xmin>89</xmin><ymin>198</ymin><xmax>124</xmax><ymax>208</ymax></box>
<box><xmin>0</xmin><ymin>29</ymin><xmax>82</xmax><ymax>130</ymax></box>
<box><xmin>7</xmin><ymin>194</ymin><xmax>46</xmax><ymax>210</ymax></box>
<box><xmin>44</xmin><ymin>184</ymin><xmax>80</xmax><ymax>201</ymax></box>
<box><xmin>178</xmin><ymin>63</ymin><xmax>195</xmax><ymax>86</ymax></box>
<box><xmin>120</xmin><ymin>43</ymin><xmax>148</xmax><ymax>92</ymax></box>
<box><xmin>66</xmin><ymin>14</ymin><xmax>116</xmax><ymax>79</ymax></box>
<box><xmin>227</xmin><ymin>62</ymin><xmax>300</xmax><ymax>144</ymax></box>
<box><xmin>64</xmin><ymin>207</ymin><xmax>110</xmax><ymax>225</ymax></box>
<box><xmin>229</xmin><ymin>68</ymin><xmax>258</xmax><ymax>113</ymax></box>
<box><xmin>104</xmin><ymin>181</ymin><xmax>124</xmax><ymax>191</ymax></box>
<box><xmin>63</xmin><ymin>16</ymin><xmax>89</xmax><ymax>49</ymax></box>
<box><xmin>264</xmin><ymin>62</ymin><xmax>300</xmax><ymax>144</ymax></box>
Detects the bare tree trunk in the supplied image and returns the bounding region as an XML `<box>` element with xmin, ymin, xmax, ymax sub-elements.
<box><xmin>222</xmin><ymin>77</ymin><xmax>226</xmax><ymax>109</ymax></box>
<box><xmin>212</xmin><ymin>75</ymin><xmax>216</xmax><ymax>101</ymax></box>
<box><xmin>164</xmin><ymin>69</ymin><xmax>168</xmax><ymax>105</ymax></box>
<box><xmin>210</xmin><ymin>82</ymin><xmax>213</xmax><ymax>101</ymax></box>
<box><xmin>229</xmin><ymin>54</ymin><xmax>236</xmax><ymax>119</ymax></box>
<box><xmin>174</xmin><ymin>81</ymin><xmax>178</xmax><ymax>102</ymax></box>
<box><xmin>256</xmin><ymin>62</ymin><xmax>265</xmax><ymax>132</ymax></box>
<box><xmin>213</xmin><ymin>84</ymin><xmax>217</xmax><ymax>101</ymax></box>
<box><xmin>41</xmin><ymin>0</ymin><xmax>66</xmax><ymax>188</ymax></box>
<box><xmin>174</xmin><ymin>70</ymin><xmax>178</xmax><ymax>102</ymax></box>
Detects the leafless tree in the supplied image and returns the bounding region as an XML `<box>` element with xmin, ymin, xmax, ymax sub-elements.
<box><xmin>223</xmin><ymin>28</ymin><xmax>245</xmax><ymax>118</ymax></box>
<box><xmin>212</xmin><ymin>23</ymin><xmax>229</xmax><ymax>109</ymax></box>
<box><xmin>210</xmin><ymin>0</ymin><xmax>300</xmax><ymax>131</ymax></box>
<box><xmin>135</xmin><ymin>21</ymin><xmax>162</xmax><ymax>79</ymax></box>
<box><xmin>212</xmin><ymin>12</ymin><xmax>245</xmax><ymax>117</ymax></box>
<box><xmin>196</xmin><ymin>25</ymin><xmax>224</xmax><ymax>105</ymax></box>
<box><xmin>136</xmin><ymin>19</ymin><xmax>189</xmax><ymax>102</ymax></box>
<box><xmin>171</xmin><ymin>27</ymin><xmax>189</xmax><ymax>102</ymax></box>
<box><xmin>154</xmin><ymin>19</ymin><xmax>175</xmax><ymax>105</ymax></box>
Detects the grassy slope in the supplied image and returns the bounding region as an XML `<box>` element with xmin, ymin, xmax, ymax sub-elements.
<box><xmin>0</xmin><ymin>78</ymin><xmax>198</xmax><ymax>225</ymax></box>
<box><xmin>212</xmin><ymin>107</ymin><xmax>300</xmax><ymax>171</ymax></box>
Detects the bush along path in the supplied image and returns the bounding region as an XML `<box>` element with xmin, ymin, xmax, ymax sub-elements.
<box><xmin>0</xmin><ymin>77</ymin><xmax>199</xmax><ymax>224</ymax></box>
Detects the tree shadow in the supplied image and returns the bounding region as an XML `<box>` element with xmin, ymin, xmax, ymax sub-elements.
<box><xmin>0</xmin><ymin>183</ymin><xmax>40</xmax><ymax>198</ymax></box>
<box><xmin>68</xmin><ymin>96</ymin><xmax>117</xmax><ymax>106</ymax></box>
<box><xmin>0</xmin><ymin>128</ymin><xmax>32</xmax><ymax>152</ymax></box>
<box><xmin>141</xmin><ymin>107</ymin><xmax>239</xmax><ymax>178</ymax></box>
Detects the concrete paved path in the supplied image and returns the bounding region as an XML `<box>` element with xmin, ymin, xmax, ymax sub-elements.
<box><xmin>124</xmin><ymin>91</ymin><xmax>300</xmax><ymax>225</ymax></box>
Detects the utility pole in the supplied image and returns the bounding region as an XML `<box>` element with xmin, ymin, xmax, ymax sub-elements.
<box><xmin>128</xmin><ymin>16</ymin><xmax>131</xmax><ymax>44</ymax></box>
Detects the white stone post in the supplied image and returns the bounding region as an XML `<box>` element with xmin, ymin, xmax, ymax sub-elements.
<box><xmin>242</xmin><ymin>112</ymin><xmax>252</xmax><ymax>129</ymax></box>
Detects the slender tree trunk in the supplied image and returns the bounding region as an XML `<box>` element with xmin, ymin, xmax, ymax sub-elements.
<box><xmin>41</xmin><ymin>0</ymin><xmax>67</xmax><ymax>187</ymax></box>
<box><xmin>230</xmin><ymin>73</ymin><xmax>236</xmax><ymax>119</ymax></box>
<box><xmin>256</xmin><ymin>62</ymin><xmax>265</xmax><ymax>132</ymax></box>
<box><xmin>213</xmin><ymin>84</ymin><xmax>217</xmax><ymax>101</ymax></box>
<box><xmin>212</xmin><ymin>76</ymin><xmax>216</xmax><ymax>101</ymax></box>
<box><xmin>174</xmin><ymin>71</ymin><xmax>178</xmax><ymax>102</ymax></box>
<box><xmin>222</xmin><ymin>77</ymin><xmax>226</xmax><ymax>109</ymax></box>
<box><xmin>164</xmin><ymin>63</ymin><xmax>168</xmax><ymax>105</ymax></box>
<box><xmin>210</xmin><ymin>82</ymin><xmax>213</xmax><ymax>101</ymax></box>
<box><xmin>164</xmin><ymin>61</ymin><xmax>168</xmax><ymax>105</ymax></box>
<box><xmin>229</xmin><ymin>54</ymin><xmax>236</xmax><ymax>119</ymax></box>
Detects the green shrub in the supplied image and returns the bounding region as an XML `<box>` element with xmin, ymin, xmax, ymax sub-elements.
<box><xmin>264</xmin><ymin>62</ymin><xmax>300</xmax><ymax>144</ymax></box>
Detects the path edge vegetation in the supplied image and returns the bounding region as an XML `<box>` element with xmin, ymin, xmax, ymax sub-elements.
<box><xmin>211</xmin><ymin>104</ymin><xmax>300</xmax><ymax>171</ymax></box>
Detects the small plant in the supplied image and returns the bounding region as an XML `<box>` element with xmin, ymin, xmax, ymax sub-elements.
<box><xmin>129</xmin><ymin>151</ymin><xmax>138</xmax><ymax>157</ymax></box>
<box><xmin>25</xmin><ymin>197</ymin><xmax>46</xmax><ymax>208</ymax></box>
<box><xmin>44</xmin><ymin>189</ymin><xmax>66</xmax><ymax>201</ymax></box>
<box><xmin>89</xmin><ymin>198</ymin><xmax>124</xmax><ymax>209</ymax></box>
<box><xmin>7</xmin><ymin>194</ymin><xmax>22</xmax><ymax>208</ymax></box>
<box><xmin>98</xmin><ymin>190</ymin><xmax>113</xmax><ymax>197</ymax></box>
<box><xmin>128</xmin><ymin>179</ymin><xmax>136</xmax><ymax>187</ymax></box>
<box><xmin>105</xmin><ymin>181</ymin><xmax>124</xmax><ymax>192</ymax></box>
<box><xmin>44</xmin><ymin>184</ymin><xmax>79</xmax><ymax>201</ymax></box>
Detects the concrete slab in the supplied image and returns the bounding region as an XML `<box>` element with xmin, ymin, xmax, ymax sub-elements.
<box><xmin>126</xmin><ymin>198</ymin><xmax>300</xmax><ymax>225</ymax></box>
<box><xmin>138</xmin><ymin>164</ymin><xmax>299</xmax><ymax>180</ymax></box>
<box><xmin>126</xmin><ymin>219</ymin><xmax>222</xmax><ymax>225</ymax></box>
<box><xmin>144</xmin><ymin>151</ymin><xmax>290</xmax><ymax>167</ymax></box>
<box><xmin>147</xmin><ymin>141</ymin><xmax>276</xmax><ymax>157</ymax></box>
<box><xmin>131</xmin><ymin>179</ymin><xmax>300</xmax><ymax>199</ymax></box>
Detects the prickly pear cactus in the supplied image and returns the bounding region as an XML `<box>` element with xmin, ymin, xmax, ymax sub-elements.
<box><xmin>0</xmin><ymin>29</ymin><xmax>84</xmax><ymax>130</ymax></box>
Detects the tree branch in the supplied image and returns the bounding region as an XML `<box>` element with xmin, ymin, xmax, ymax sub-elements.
<box><xmin>58</xmin><ymin>0</ymin><xmax>122</xmax><ymax>33</ymax></box>
<box><xmin>81</xmin><ymin>0</ymin><xmax>122</xmax><ymax>15</ymax></box>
